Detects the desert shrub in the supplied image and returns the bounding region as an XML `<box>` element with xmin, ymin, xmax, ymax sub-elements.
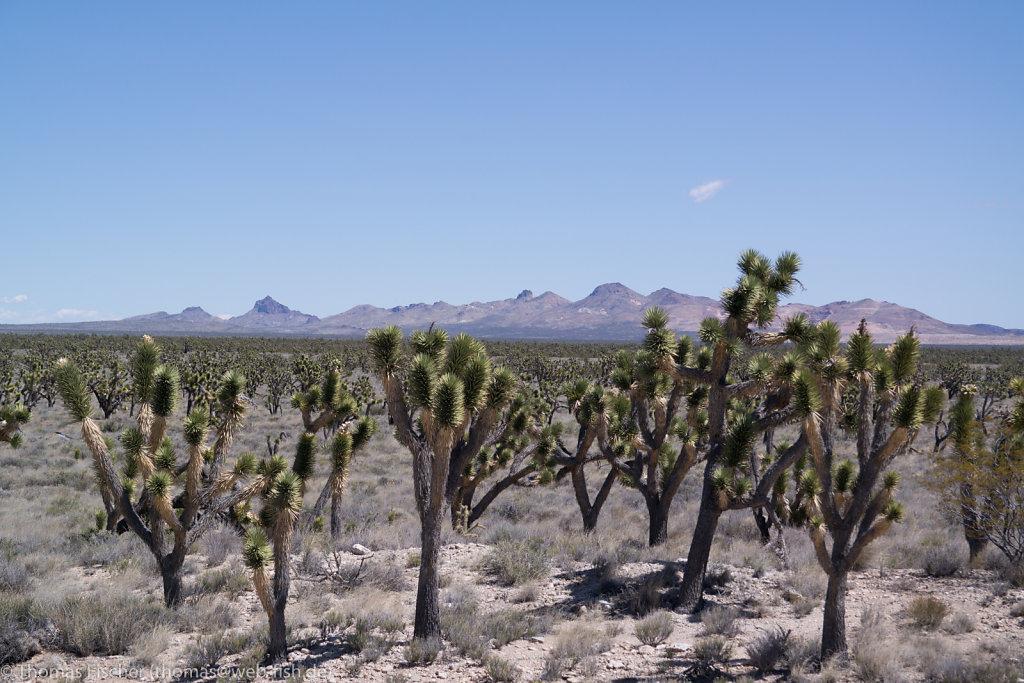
<box><xmin>362</xmin><ymin>561</ymin><xmax>408</xmax><ymax>592</ymax></box>
<box><xmin>1009</xmin><ymin>601</ymin><xmax>1024</xmax><ymax>618</ymax></box>
<box><xmin>129</xmin><ymin>623</ymin><xmax>174</xmax><ymax>667</ymax></box>
<box><xmin>482</xmin><ymin>538</ymin><xmax>548</xmax><ymax>586</ymax></box>
<box><xmin>441</xmin><ymin>593</ymin><xmax>547</xmax><ymax>659</ymax></box>
<box><xmin>785</xmin><ymin>635</ymin><xmax>819</xmax><ymax>670</ymax></box>
<box><xmin>690</xmin><ymin>636</ymin><xmax>732</xmax><ymax>674</ymax></box>
<box><xmin>1000</xmin><ymin>562</ymin><xmax>1024</xmax><ymax>587</ymax></box>
<box><xmin>944</xmin><ymin>611</ymin><xmax>976</xmax><ymax>634</ymax></box>
<box><xmin>512</xmin><ymin>584</ymin><xmax>539</xmax><ymax>603</ymax></box>
<box><xmin>191</xmin><ymin>565</ymin><xmax>249</xmax><ymax>598</ymax></box>
<box><xmin>403</xmin><ymin>637</ymin><xmax>441</xmax><ymax>665</ymax></box>
<box><xmin>745</xmin><ymin>626</ymin><xmax>791</xmax><ymax>675</ymax></box>
<box><xmin>634</xmin><ymin>610</ymin><xmax>673</xmax><ymax>646</ymax></box>
<box><xmin>483</xmin><ymin>655</ymin><xmax>520</xmax><ymax>682</ymax></box>
<box><xmin>184</xmin><ymin>629</ymin><xmax>258</xmax><ymax>670</ymax></box>
<box><xmin>200</xmin><ymin>525</ymin><xmax>238</xmax><ymax>567</ymax></box>
<box><xmin>174</xmin><ymin>597</ymin><xmax>236</xmax><ymax>633</ymax></box>
<box><xmin>0</xmin><ymin>594</ymin><xmax>51</xmax><ymax>665</ymax></box>
<box><xmin>0</xmin><ymin>557</ymin><xmax>29</xmax><ymax>592</ymax></box>
<box><xmin>922</xmin><ymin>652</ymin><xmax>1023</xmax><ymax>683</ymax></box>
<box><xmin>702</xmin><ymin>564</ymin><xmax>733</xmax><ymax>592</ymax></box>
<box><xmin>53</xmin><ymin>593</ymin><xmax>166</xmax><ymax>656</ymax></box>
<box><xmin>700</xmin><ymin>605</ymin><xmax>740</xmax><ymax>636</ymax></box>
<box><xmin>541</xmin><ymin>620</ymin><xmax>615</xmax><ymax>680</ymax></box>
<box><xmin>853</xmin><ymin>643</ymin><xmax>904</xmax><ymax>682</ymax></box>
<box><xmin>922</xmin><ymin>547</ymin><xmax>962</xmax><ymax>577</ymax></box>
<box><xmin>906</xmin><ymin>595</ymin><xmax>947</xmax><ymax>629</ymax></box>
<box><xmin>626</xmin><ymin>566</ymin><xmax>675</xmax><ymax>616</ymax></box>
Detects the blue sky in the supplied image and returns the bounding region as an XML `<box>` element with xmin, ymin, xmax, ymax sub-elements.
<box><xmin>2</xmin><ymin>2</ymin><xmax>1022</xmax><ymax>327</ymax></box>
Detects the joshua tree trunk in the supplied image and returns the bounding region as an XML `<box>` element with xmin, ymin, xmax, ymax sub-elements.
<box><xmin>821</xmin><ymin>571</ymin><xmax>848</xmax><ymax>658</ymax></box>
<box><xmin>331</xmin><ymin>495</ymin><xmax>343</xmax><ymax>542</ymax></box>
<box><xmin>579</xmin><ymin>468</ymin><xmax>617</xmax><ymax>533</ymax></box>
<box><xmin>414</xmin><ymin>507</ymin><xmax>444</xmax><ymax>640</ymax></box>
<box><xmin>676</xmin><ymin>485</ymin><xmax>721</xmax><ymax>612</ymax></box>
<box><xmin>159</xmin><ymin>553</ymin><xmax>186</xmax><ymax>608</ymax></box>
<box><xmin>962</xmin><ymin>493</ymin><xmax>988</xmax><ymax>562</ymax></box>
<box><xmin>647</xmin><ymin>497</ymin><xmax>670</xmax><ymax>547</ymax></box>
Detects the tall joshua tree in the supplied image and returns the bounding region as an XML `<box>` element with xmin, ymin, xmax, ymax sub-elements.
<box><xmin>795</xmin><ymin>322</ymin><xmax>943</xmax><ymax>657</ymax></box>
<box><xmin>291</xmin><ymin>370</ymin><xmax>377</xmax><ymax>539</ymax></box>
<box><xmin>555</xmin><ymin>380</ymin><xmax>620</xmax><ymax>533</ymax></box>
<box><xmin>0</xmin><ymin>404</ymin><xmax>29</xmax><ymax>448</ymax></box>
<box><xmin>366</xmin><ymin>326</ymin><xmax>520</xmax><ymax>641</ymax></box>
<box><xmin>56</xmin><ymin>336</ymin><xmax>259</xmax><ymax>607</ymax></box>
<box><xmin>242</xmin><ymin>423</ymin><xmax>370</xmax><ymax>662</ymax></box>
<box><xmin>661</xmin><ymin>250</ymin><xmax>810</xmax><ymax>611</ymax></box>
<box><xmin>595</xmin><ymin>322</ymin><xmax>713</xmax><ymax>546</ymax></box>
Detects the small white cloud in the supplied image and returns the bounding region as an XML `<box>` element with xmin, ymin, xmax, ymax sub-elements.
<box><xmin>56</xmin><ymin>308</ymin><xmax>100</xmax><ymax>320</ymax></box>
<box><xmin>689</xmin><ymin>179</ymin><xmax>728</xmax><ymax>203</ymax></box>
<box><xmin>1</xmin><ymin>295</ymin><xmax>28</xmax><ymax>304</ymax></box>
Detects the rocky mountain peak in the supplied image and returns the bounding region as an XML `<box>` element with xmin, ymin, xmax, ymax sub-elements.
<box><xmin>253</xmin><ymin>296</ymin><xmax>290</xmax><ymax>315</ymax></box>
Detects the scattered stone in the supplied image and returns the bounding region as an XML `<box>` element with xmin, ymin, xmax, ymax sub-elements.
<box><xmin>352</xmin><ymin>543</ymin><xmax>372</xmax><ymax>555</ymax></box>
<box><xmin>530</xmin><ymin>636</ymin><xmax>545</xmax><ymax>643</ymax></box>
<box><xmin>606</xmin><ymin>659</ymin><xmax>625</xmax><ymax>669</ymax></box>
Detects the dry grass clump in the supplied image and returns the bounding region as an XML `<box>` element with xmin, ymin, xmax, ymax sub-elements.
<box><xmin>943</xmin><ymin>610</ymin><xmax>975</xmax><ymax>634</ymax></box>
<box><xmin>745</xmin><ymin>626</ymin><xmax>791</xmax><ymax>675</ymax></box>
<box><xmin>700</xmin><ymin>605</ymin><xmax>740</xmax><ymax>637</ymax></box>
<box><xmin>53</xmin><ymin>592</ymin><xmax>166</xmax><ymax>657</ymax></box>
<box><xmin>0</xmin><ymin>593</ymin><xmax>51</xmax><ymax>665</ymax></box>
<box><xmin>184</xmin><ymin>628</ymin><xmax>260</xmax><ymax>670</ymax></box>
<box><xmin>689</xmin><ymin>635</ymin><xmax>733</xmax><ymax>676</ymax></box>
<box><xmin>634</xmin><ymin>610</ymin><xmax>674</xmax><ymax>646</ymax></box>
<box><xmin>483</xmin><ymin>654</ymin><xmax>521</xmax><ymax>682</ymax></box>
<box><xmin>440</xmin><ymin>589</ymin><xmax>550</xmax><ymax>660</ymax></box>
<box><xmin>541</xmin><ymin>619</ymin><xmax>616</xmax><ymax>681</ymax></box>
<box><xmin>403</xmin><ymin>637</ymin><xmax>442</xmax><ymax>665</ymax></box>
<box><xmin>917</xmin><ymin>642</ymin><xmax>1024</xmax><ymax>683</ymax></box>
<box><xmin>481</xmin><ymin>538</ymin><xmax>548</xmax><ymax>587</ymax></box>
<box><xmin>191</xmin><ymin>563</ymin><xmax>249</xmax><ymax>598</ymax></box>
<box><xmin>853</xmin><ymin>606</ymin><xmax>906</xmax><ymax>683</ymax></box>
<box><xmin>906</xmin><ymin>595</ymin><xmax>948</xmax><ymax>629</ymax></box>
<box><xmin>921</xmin><ymin>545</ymin><xmax>963</xmax><ymax>577</ymax></box>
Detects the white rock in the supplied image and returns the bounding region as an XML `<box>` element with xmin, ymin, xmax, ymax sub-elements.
<box><xmin>638</xmin><ymin>645</ymin><xmax>655</xmax><ymax>655</ymax></box>
<box><xmin>530</xmin><ymin>636</ymin><xmax>545</xmax><ymax>643</ymax></box>
<box><xmin>668</xmin><ymin>642</ymin><xmax>692</xmax><ymax>651</ymax></box>
<box><xmin>606</xmin><ymin>659</ymin><xmax>625</xmax><ymax>669</ymax></box>
<box><xmin>352</xmin><ymin>543</ymin><xmax>372</xmax><ymax>555</ymax></box>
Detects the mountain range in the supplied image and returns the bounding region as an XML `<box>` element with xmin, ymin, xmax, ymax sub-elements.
<box><xmin>3</xmin><ymin>288</ymin><xmax>1023</xmax><ymax>345</ymax></box>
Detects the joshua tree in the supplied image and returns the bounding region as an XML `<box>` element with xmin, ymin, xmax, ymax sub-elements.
<box><xmin>943</xmin><ymin>387</ymin><xmax>991</xmax><ymax>560</ymax></box>
<box><xmin>0</xmin><ymin>404</ymin><xmax>29</xmax><ymax>448</ymax></box>
<box><xmin>554</xmin><ymin>380</ymin><xmax>619</xmax><ymax>532</ymax></box>
<box><xmin>932</xmin><ymin>377</ymin><xmax>1024</xmax><ymax>565</ymax></box>
<box><xmin>56</xmin><ymin>336</ymin><xmax>259</xmax><ymax>607</ymax></box>
<box><xmin>291</xmin><ymin>370</ymin><xmax>377</xmax><ymax>539</ymax></box>
<box><xmin>794</xmin><ymin>322</ymin><xmax>943</xmax><ymax>657</ymax></box>
<box><xmin>594</xmin><ymin>324</ymin><xmax>714</xmax><ymax>546</ymax></box>
<box><xmin>656</xmin><ymin>250</ymin><xmax>810</xmax><ymax>611</ymax></box>
<box><xmin>449</xmin><ymin>392</ymin><xmax>560</xmax><ymax>531</ymax></box>
<box><xmin>366</xmin><ymin>326</ymin><xmax>520</xmax><ymax>641</ymax></box>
